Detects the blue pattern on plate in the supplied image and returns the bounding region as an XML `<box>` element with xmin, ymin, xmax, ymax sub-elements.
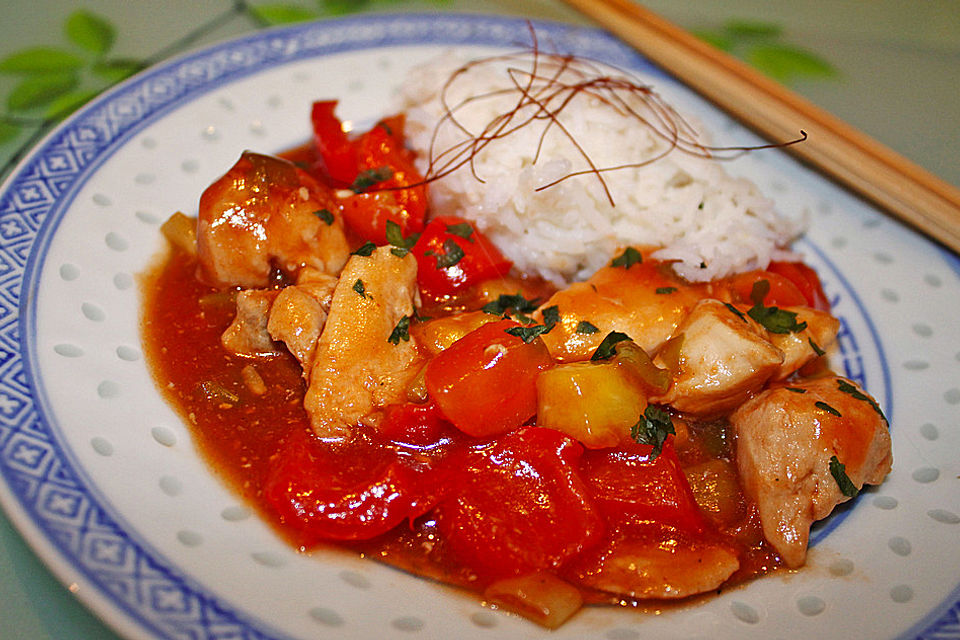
<box><xmin>0</xmin><ymin>12</ymin><xmax>953</xmax><ymax>640</ymax></box>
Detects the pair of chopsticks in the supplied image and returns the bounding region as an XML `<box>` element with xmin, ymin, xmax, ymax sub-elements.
<box><xmin>559</xmin><ymin>0</ymin><xmax>960</xmax><ymax>254</ymax></box>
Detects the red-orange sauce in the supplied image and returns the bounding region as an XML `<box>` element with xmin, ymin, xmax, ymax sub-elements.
<box><xmin>141</xmin><ymin>248</ymin><xmax>781</xmax><ymax>607</ymax></box>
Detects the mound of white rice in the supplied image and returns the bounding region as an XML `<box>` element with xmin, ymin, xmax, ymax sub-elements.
<box><xmin>395</xmin><ymin>52</ymin><xmax>802</xmax><ymax>285</ymax></box>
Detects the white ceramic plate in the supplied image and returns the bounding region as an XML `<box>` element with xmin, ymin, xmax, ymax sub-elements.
<box><xmin>0</xmin><ymin>13</ymin><xmax>958</xmax><ymax>640</ymax></box>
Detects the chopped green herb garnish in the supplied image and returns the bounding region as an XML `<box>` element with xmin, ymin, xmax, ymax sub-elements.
<box><xmin>785</xmin><ymin>386</ymin><xmax>807</xmax><ymax>394</ymax></box>
<box><xmin>351</xmin><ymin>241</ymin><xmax>377</xmax><ymax>257</ymax></box>
<box><xmin>724</xmin><ymin>302</ymin><xmax>747</xmax><ymax>322</ymax></box>
<box><xmin>815</xmin><ymin>400</ymin><xmax>841</xmax><ymax>417</ymax></box>
<box><xmin>505</xmin><ymin>324</ymin><xmax>552</xmax><ymax>343</ymax></box>
<box><xmin>377</xmin><ymin>121</ymin><xmax>393</xmax><ymax>136</ymax></box>
<box><xmin>353</xmin><ymin>278</ymin><xmax>367</xmax><ymax>299</ymax></box>
<box><xmin>541</xmin><ymin>305</ymin><xmax>560</xmax><ymax>329</ymax></box>
<box><xmin>747</xmin><ymin>280</ymin><xmax>807</xmax><ymax>334</ymax></box>
<box><xmin>656</xmin><ymin>287</ymin><xmax>678</xmax><ymax>295</ymax></box>
<box><xmin>313</xmin><ymin>208</ymin><xmax>334</xmax><ymax>225</ymax></box>
<box><xmin>425</xmin><ymin>238</ymin><xmax>465</xmax><ymax>269</ymax></box>
<box><xmin>388</xmin><ymin>315</ymin><xmax>411</xmax><ymax>345</ymax></box>
<box><xmin>445</xmin><ymin>222</ymin><xmax>475</xmax><ymax>241</ymax></box>
<box><xmin>809</xmin><ymin>338</ymin><xmax>826</xmax><ymax>356</ymax></box>
<box><xmin>630</xmin><ymin>405</ymin><xmax>676</xmax><ymax>459</ymax></box>
<box><xmin>611</xmin><ymin>247</ymin><xmax>642</xmax><ymax>269</ymax></box>
<box><xmin>591</xmin><ymin>331</ymin><xmax>632</xmax><ymax>361</ymax></box>
<box><xmin>350</xmin><ymin>166</ymin><xmax>393</xmax><ymax>193</ymax></box>
<box><xmin>575</xmin><ymin>320</ymin><xmax>599</xmax><ymax>334</ymax></box>
<box><xmin>385</xmin><ymin>220</ymin><xmax>419</xmax><ymax>257</ymax></box>
<box><xmin>829</xmin><ymin>455</ymin><xmax>859</xmax><ymax>498</ymax></box>
<box><xmin>482</xmin><ymin>293</ymin><xmax>541</xmax><ymax>317</ymax></box>
<box><xmin>837</xmin><ymin>379</ymin><xmax>886</xmax><ymax>421</ymax></box>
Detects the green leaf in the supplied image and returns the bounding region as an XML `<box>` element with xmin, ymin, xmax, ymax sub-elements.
<box><xmin>505</xmin><ymin>323</ymin><xmax>552</xmax><ymax>343</ymax></box>
<box><xmin>590</xmin><ymin>331</ymin><xmax>631</xmax><ymax>361</ymax></box>
<box><xmin>748</xmin><ymin>44</ymin><xmax>837</xmax><ymax>82</ymax></box>
<box><xmin>92</xmin><ymin>59</ymin><xmax>144</xmax><ymax>84</ymax></box>
<box><xmin>724</xmin><ymin>20</ymin><xmax>782</xmax><ymax>39</ymax></box>
<box><xmin>611</xmin><ymin>246</ymin><xmax>642</xmax><ymax>269</ymax></box>
<box><xmin>66</xmin><ymin>10</ymin><xmax>116</xmax><ymax>55</ymax></box>
<box><xmin>0</xmin><ymin>47</ymin><xmax>84</xmax><ymax>75</ymax></box>
<box><xmin>319</xmin><ymin>0</ymin><xmax>371</xmax><ymax>16</ymax></box>
<box><xmin>45</xmin><ymin>88</ymin><xmax>99</xmax><ymax>118</ymax></box>
<box><xmin>7</xmin><ymin>72</ymin><xmax>79</xmax><ymax>111</ymax></box>
<box><xmin>425</xmin><ymin>238</ymin><xmax>464</xmax><ymax>269</ymax></box>
<box><xmin>250</xmin><ymin>4</ymin><xmax>318</xmax><ymax>24</ymax></box>
<box><xmin>693</xmin><ymin>31</ymin><xmax>733</xmax><ymax>52</ymax></box>
<box><xmin>829</xmin><ymin>455</ymin><xmax>859</xmax><ymax>498</ymax></box>
<box><xmin>388</xmin><ymin>315</ymin><xmax>411</xmax><ymax>345</ymax></box>
<box><xmin>575</xmin><ymin>320</ymin><xmax>599</xmax><ymax>335</ymax></box>
<box><xmin>630</xmin><ymin>405</ymin><xmax>676</xmax><ymax>459</ymax></box>
<box><xmin>0</xmin><ymin>120</ymin><xmax>21</xmax><ymax>145</ymax></box>
<box><xmin>351</xmin><ymin>166</ymin><xmax>393</xmax><ymax>193</ymax></box>
<box><xmin>351</xmin><ymin>241</ymin><xmax>377</xmax><ymax>257</ymax></box>
<box><xmin>482</xmin><ymin>293</ymin><xmax>540</xmax><ymax>317</ymax></box>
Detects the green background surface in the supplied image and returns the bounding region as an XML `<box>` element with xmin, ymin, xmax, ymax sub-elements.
<box><xmin>1</xmin><ymin>1</ymin><xmax>957</xmax><ymax>638</ymax></box>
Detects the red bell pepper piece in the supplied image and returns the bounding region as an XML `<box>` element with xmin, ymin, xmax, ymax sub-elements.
<box><xmin>412</xmin><ymin>216</ymin><xmax>512</xmax><ymax>300</ymax></box>
<box><xmin>263</xmin><ymin>428</ymin><xmax>438</xmax><ymax>545</ymax></box>
<box><xmin>767</xmin><ymin>260</ymin><xmax>831</xmax><ymax>311</ymax></box>
<box><xmin>436</xmin><ymin>427</ymin><xmax>604</xmax><ymax>580</ymax></box>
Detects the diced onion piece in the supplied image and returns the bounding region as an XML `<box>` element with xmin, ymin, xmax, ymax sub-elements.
<box><xmin>241</xmin><ymin>364</ymin><xmax>267</xmax><ymax>396</ymax></box>
<box><xmin>484</xmin><ymin>572</ymin><xmax>583</xmax><ymax>629</ymax></box>
<box><xmin>160</xmin><ymin>211</ymin><xmax>198</xmax><ymax>256</ymax></box>
<box><xmin>537</xmin><ymin>362</ymin><xmax>647</xmax><ymax>448</ymax></box>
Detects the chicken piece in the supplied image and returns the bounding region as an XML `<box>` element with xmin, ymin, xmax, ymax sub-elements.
<box><xmin>731</xmin><ymin>377</ymin><xmax>892</xmax><ymax>567</ymax></box>
<box><xmin>571</xmin><ymin>524</ymin><xmax>740</xmax><ymax>600</ymax></box>
<box><xmin>197</xmin><ymin>152</ymin><xmax>349</xmax><ymax>289</ymax></box>
<box><xmin>304</xmin><ymin>247</ymin><xmax>421</xmax><ymax>438</ymax></box>
<box><xmin>766</xmin><ymin>306</ymin><xmax>839</xmax><ymax>380</ymax></box>
<box><xmin>220</xmin><ymin>290</ymin><xmax>281</xmax><ymax>357</ymax></box>
<box><xmin>652</xmin><ymin>299</ymin><xmax>783</xmax><ymax>415</ymax></box>
<box><xmin>266</xmin><ymin>275</ymin><xmax>337</xmax><ymax>371</ymax></box>
<box><xmin>538</xmin><ymin>262</ymin><xmax>705</xmax><ymax>362</ymax></box>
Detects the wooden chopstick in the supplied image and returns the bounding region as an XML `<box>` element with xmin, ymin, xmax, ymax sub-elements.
<box><xmin>559</xmin><ymin>0</ymin><xmax>960</xmax><ymax>253</ymax></box>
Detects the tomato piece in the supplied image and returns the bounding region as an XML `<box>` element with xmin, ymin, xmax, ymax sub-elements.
<box><xmin>424</xmin><ymin>320</ymin><xmax>554</xmax><ymax>438</ymax></box>
<box><xmin>264</xmin><ymin>428</ymin><xmax>436</xmax><ymax>545</ymax></box>
<box><xmin>310</xmin><ymin>100</ymin><xmax>358</xmax><ymax>185</ymax></box>
<box><xmin>580</xmin><ymin>440</ymin><xmax>707</xmax><ymax>533</ymax></box>
<box><xmin>378</xmin><ymin>400</ymin><xmax>451</xmax><ymax>446</ymax></box>
<box><xmin>413</xmin><ymin>216</ymin><xmax>513</xmax><ymax>299</ymax></box>
<box><xmin>728</xmin><ymin>269</ymin><xmax>808</xmax><ymax>308</ymax></box>
<box><xmin>436</xmin><ymin>427</ymin><xmax>604</xmax><ymax>580</ymax></box>
<box><xmin>767</xmin><ymin>261</ymin><xmax>831</xmax><ymax>311</ymax></box>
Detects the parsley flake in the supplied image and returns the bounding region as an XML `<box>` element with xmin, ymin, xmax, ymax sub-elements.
<box><xmin>630</xmin><ymin>405</ymin><xmax>676</xmax><ymax>459</ymax></box>
<box><xmin>837</xmin><ymin>379</ymin><xmax>886</xmax><ymax>421</ymax></box>
<box><xmin>724</xmin><ymin>302</ymin><xmax>747</xmax><ymax>322</ymax></box>
<box><xmin>351</xmin><ymin>241</ymin><xmax>377</xmax><ymax>257</ymax></box>
<box><xmin>313</xmin><ymin>209</ymin><xmax>334</xmax><ymax>225</ymax></box>
<box><xmin>482</xmin><ymin>293</ymin><xmax>541</xmax><ymax>317</ymax></box>
<box><xmin>352</xmin><ymin>278</ymin><xmax>367</xmax><ymax>299</ymax></box>
<box><xmin>785</xmin><ymin>387</ymin><xmax>807</xmax><ymax>394</ymax></box>
<box><xmin>611</xmin><ymin>247</ymin><xmax>642</xmax><ymax>269</ymax></box>
<box><xmin>541</xmin><ymin>305</ymin><xmax>560</xmax><ymax>329</ymax></box>
<box><xmin>385</xmin><ymin>220</ymin><xmax>419</xmax><ymax>257</ymax></box>
<box><xmin>656</xmin><ymin>287</ymin><xmax>678</xmax><ymax>295</ymax></box>
<box><xmin>505</xmin><ymin>324</ymin><xmax>551</xmax><ymax>343</ymax></box>
<box><xmin>809</xmin><ymin>338</ymin><xmax>826</xmax><ymax>356</ymax></box>
<box><xmin>388</xmin><ymin>315</ymin><xmax>411</xmax><ymax>345</ymax></box>
<box><xmin>747</xmin><ymin>280</ymin><xmax>808</xmax><ymax>334</ymax></box>
<box><xmin>445</xmin><ymin>222</ymin><xmax>475</xmax><ymax>241</ymax></box>
<box><xmin>350</xmin><ymin>166</ymin><xmax>393</xmax><ymax>193</ymax></box>
<box><xmin>425</xmin><ymin>238</ymin><xmax>465</xmax><ymax>269</ymax></box>
<box><xmin>575</xmin><ymin>320</ymin><xmax>599</xmax><ymax>335</ymax></box>
<box><xmin>815</xmin><ymin>400</ymin><xmax>842</xmax><ymax>417</ymax></box>
<box><xmin>591</xmin><ymin>331</ymin><xmax>631</xmax><ymax>361</ymax></box>
<box><xmin>829</xmin><ymin>455</ymin><xmax>859</xmax><ymax>498</ymax></box>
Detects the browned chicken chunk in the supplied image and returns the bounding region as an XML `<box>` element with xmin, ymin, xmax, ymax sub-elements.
<box><xmin>304</xmin><ymin>247</ymin><xmax>422</xmax><ymax>438</ymax></box>
<box><xmin>731</xmin><ymin>376</ymin><xmax>892</xmax><ymax>567</ymax></box>
<box><xmin>652</xmin><ymin>299</ymin><xmax>783</xmax><ymax>415</ymax></box>
<box><xmin>197</xmin><ymin>152</ymin><xmax>349</xmax><ymax>289</ymax></box>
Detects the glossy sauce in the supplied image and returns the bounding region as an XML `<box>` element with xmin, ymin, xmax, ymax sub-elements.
<box><xmin>141</xmin><ymin>248</ymin><xmax>781</xmax><ymax>603</ymax></box>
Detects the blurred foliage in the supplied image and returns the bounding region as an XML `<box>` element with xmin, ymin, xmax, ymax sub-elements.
<box><xmin>695</xmin><ymin>19</ymin><xmax>838</xmax><ymax>84</ymax></box>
